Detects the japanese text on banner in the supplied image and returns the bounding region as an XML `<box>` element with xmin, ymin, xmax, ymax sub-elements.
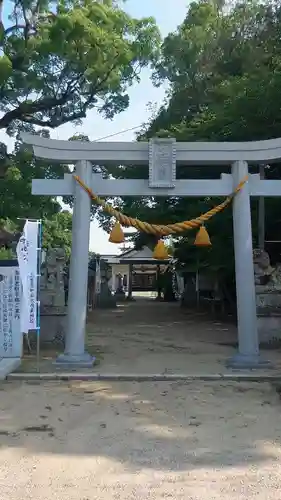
<box><xmin>16</xmin><ymin>220</ymin><xmax>39</xmax><ymax>332</ymax></box>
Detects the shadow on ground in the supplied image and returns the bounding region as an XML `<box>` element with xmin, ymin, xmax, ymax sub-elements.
<box><xmin>0</xmin><ymin>379</ymin><xmax>280</xmax><ymax>473</ymax></box>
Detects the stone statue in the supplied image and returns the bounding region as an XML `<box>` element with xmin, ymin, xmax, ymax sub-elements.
<box><xmin>95</xmin><ymin>258</ymin><xmax>117</xmax><ymax>308</ymax></box>
<box><xmin>253</xmin><ymin>248</ymin><xmax>281</xmax><ymax>290</ymax></box>
<box><xmin>253</xmin><ymin>249</ymin><xmax>273</xmax><ymax>285</ymax></box>
<box><xmin>41</xmin><ymin>248</ymin><xmax>66</xmax><ymax>308</ymax></box>
<box><xmin>253</xmin><ymin>249</ymin><xmax>281</xmax><ymax>343</ymax></box>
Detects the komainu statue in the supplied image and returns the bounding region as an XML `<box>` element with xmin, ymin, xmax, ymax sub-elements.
<box><xmin>253</xmin><ymin>249</ymin><xmax>281</xmax><ymax>290</ymax></box>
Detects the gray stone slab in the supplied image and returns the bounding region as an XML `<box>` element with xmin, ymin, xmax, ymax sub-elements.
<box><xmin>0</xmin><ymin>358</ymin><xmax>21</xmax><ymax>380</ymax></box>
<box><xmin>54</xmin><ymin>352</ymin><xmax>95</xmax><ymax>368</ymax></box>
<box><xmin>6</xmin><ymin>372</ymin><xmax>281</xmax><ymax>382</ymax></box>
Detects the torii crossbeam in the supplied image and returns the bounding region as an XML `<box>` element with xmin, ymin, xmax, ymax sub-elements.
<box><xmin>21</xmin><ymin>133</ymin><xmax>281</xmax><ymax>369</ymax></box>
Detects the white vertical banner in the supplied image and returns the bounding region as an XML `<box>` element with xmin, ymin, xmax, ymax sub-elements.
<box><xmin>16</xmin><ymin>220</ymin><xmax>39</xmax><ymax>333</ymax></box>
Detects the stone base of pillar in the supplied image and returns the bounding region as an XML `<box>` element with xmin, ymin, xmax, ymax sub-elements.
<box><xmin>54</xmin><ymin>352</ymin><xmax>95</xmax><ymax>368</ymax></box>
<box><xmin>226</xmin><ymin>353</ymin><xmax>272</xmax><ymax>370</ymax></box>
<box><xmin>125</xmin><ymin>295</ymin><xmax>135</xmax><ymax>302</ymax></box>
<box><xmin>154</xmin><ymin>295</ymin><xmax>163</xmax><ymax>301</ymax></box>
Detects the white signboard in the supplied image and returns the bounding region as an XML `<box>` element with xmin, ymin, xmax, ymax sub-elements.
<box><xmin>0</xmin><ymin>265</ymin><xmax>22</xmax><ymax>358</ymax></box>
<box><xmin>16</xmin><ymin>221</ymin><xmax>39</xmax><ymax>333</ymax></box>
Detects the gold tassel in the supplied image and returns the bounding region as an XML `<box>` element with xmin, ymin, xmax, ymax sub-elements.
<box><xmin>153</xmin><ymin>240</ymin><xmax>169</xmax><ymax>260</ymax></box>
<box><xmin>109</xmin><ymin>222</ymin><xmax>125</xmax><ymax>244</ymax></box>
<box><xmin>194</xmin><ymin>226</ymin><xmax>211</xmax><ymax>247</ymax></box>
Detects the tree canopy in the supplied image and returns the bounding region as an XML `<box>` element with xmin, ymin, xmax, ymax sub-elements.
<box><xmin>2</xmin><ymin>0</ymin><xmax>281</xmax><ymax>279</ymax></box>
<box><xmin>0</xmin><ymin>134</ymin><xmax>64</xmax><ymax>220</ymax></box>
<box><xmin>0</xmin><ymin>0</ymin><xmax>161</xmax><ymax>134</ymax></box>
<box><xmin>0</xmin><ymin>0</ymin><xmax>161</xmax><ymax>256</ymax></box>
<box><xmin>99</xmin><ymin>0</ymin><xmax>281</xmax><ymax>280</ymax></box>
<box><xmin>149</xmin><ymin>0</ymin><xmax>281</xmax><ymax>142</ymax></box>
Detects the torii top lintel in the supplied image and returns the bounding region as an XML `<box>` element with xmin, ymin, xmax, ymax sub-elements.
<box><xmin>21</xmin><ymin>133</ymin><xmax>281</xmax><ymax>165</ymax></box>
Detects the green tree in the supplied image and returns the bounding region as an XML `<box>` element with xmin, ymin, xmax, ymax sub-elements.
<box><xmin>148</xmin><ymin>0</ymin><xmax>281</xmax><ymax>140</ymax></box>
<box><xmin>96</xmin><ymin>0</ymin><xmax>281</xmax><ymax>283</ymax></box>
<box><xmin>0</xmin><ymin>0</ymin><xmax>160</xmax><ymax>134</ymax></box>
<box><xmin>42</xmin><ymin>210</ymin><xmax>72</xmax><ymax>258</ymax></box>
<box><xmin>0</xmin><ymin>218</ymin><xmax>18</xmax><ymax>259</ymax></box>
<box><xmin>0</xmin><ymin>134</ymin><xmax>65</xmax><ymax>222</ymax></box>
<box><xmin>0</xmin><ymin>0</ymin><xmax>161</xmax><ymax>241</ymax></box>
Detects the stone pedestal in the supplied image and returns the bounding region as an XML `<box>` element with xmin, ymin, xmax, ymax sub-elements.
<box><xmin>40</xmin><ymin>306</ymin><xmax>67</xmax><ymax>345</ymax></box>
<box><xmin>115</xmin><ymin>290</ymin><xmax>126</xmax><ymax>302</ymax></box>
<box><xmin>96</xmin><ymin>282</ymin><xmax>117</xmax><ymax>309</ymax></box>
<box><xmin>256</xmin><ymin>286</ymin><xmax>281</xmax><ymax>343</ymax></box>
<box><xmin>39</xmin><ymin>248</ymin><xmax>67</xmax><ymax>344</ymax></box>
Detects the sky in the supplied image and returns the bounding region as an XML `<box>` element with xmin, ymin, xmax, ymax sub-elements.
<box><xmin>1</xmin><ymin>0</ymin><xmax>189</xmax><ymax>255</ymax></box>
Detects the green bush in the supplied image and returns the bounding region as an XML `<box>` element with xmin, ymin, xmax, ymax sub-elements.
<box><xmin>0</xmin><ymin>247</ymin><xmax>13</xmax><ymax>260</ymax></box>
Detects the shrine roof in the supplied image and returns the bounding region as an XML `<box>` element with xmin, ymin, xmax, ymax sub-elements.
<box><xmin>101</xmin><ymin>246</ymin><xmax>170</xmax><ymax>264</ymax></box>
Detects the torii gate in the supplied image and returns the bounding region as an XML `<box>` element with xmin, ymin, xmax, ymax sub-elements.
<box><xmin>21</xmin><ymin>133</ymin><xmax>281</xmax><ymax>369</ymax></box>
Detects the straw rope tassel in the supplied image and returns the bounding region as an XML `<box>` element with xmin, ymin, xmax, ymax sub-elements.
<box><xmin>109</xmin><ymin>222</ymin><xmax>124</xmax><ymax>243</ymax></box>
<box><xmin>153</xmin><ymin>240</ymin><xmax>170</xmax><ymax>260</ymax></box>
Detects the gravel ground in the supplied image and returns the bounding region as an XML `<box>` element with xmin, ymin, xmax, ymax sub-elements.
<box><xmin>0</xmin><ymin>379</ymin><xmax>281</xmax><ymax>499</ymax></box>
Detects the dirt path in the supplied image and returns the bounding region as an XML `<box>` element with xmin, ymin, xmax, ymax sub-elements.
<box><xmin>0</xmin><ymin>379</ymin><xmax>281</xmax><ymax>499</ymax></box>
<box><xmin>17</xmin><ymin>296</ymin><xmax>281</xmax><ymax>375</ymax></box>
<box><xmin>86</xmin><ymin>298</ymin><xmax>281</xmax><ymax>374</ymax></box>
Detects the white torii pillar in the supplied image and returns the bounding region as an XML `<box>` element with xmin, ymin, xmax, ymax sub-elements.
<box><xmin>56</xmin><ymin>160</ymin><xmax>94</xmax><ymax>366</ymax></box>
<box><xmin>22</xmin><ymin>133</ymin><xmax>281</xmax><ymax>369</ymax></box>
<box><xmin>227</xmin><ymin>161</ymin><xmax>260</xmax><ymax>368</ymax></box>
